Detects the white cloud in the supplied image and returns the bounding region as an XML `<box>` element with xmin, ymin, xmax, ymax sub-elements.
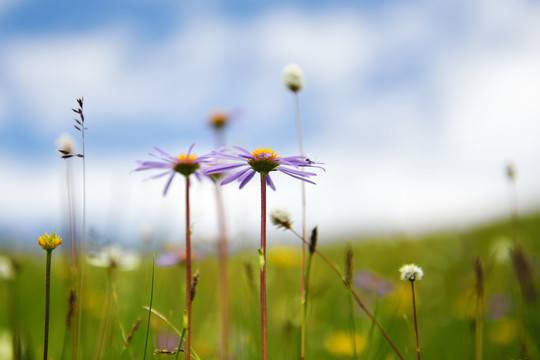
<box><xmin>2</xmin><ymin>0</ymin><xmax>540</xmax><ymax>246</ymax></box>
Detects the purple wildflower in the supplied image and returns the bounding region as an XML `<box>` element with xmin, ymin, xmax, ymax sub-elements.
<box><xmin>206</xmin><ymin>146</ymin><xmax>323</xmax><ymax>190</ymax></box>
<box><xmin>134</xmin><ymin>144</ymin><xmax>210</xmax><ymax>196</ymax></box>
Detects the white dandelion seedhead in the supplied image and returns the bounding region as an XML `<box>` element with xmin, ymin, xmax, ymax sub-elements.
<box><xmin>56</xmin><ymin>133</ymin><xmax>76</xmax><ymax>154</ymax></box>
<box><xmin>399</xmin><ymin>264</ymin><xmax>424</xmax><ymax>281</ymax></box>
<box><xmin>270</xmin><ymin>206</ymin><xmax>292</xmax><ymax>229</ymax></box>
<box><xmin>87</xmin><ymin>245</ymin><xmax>141</xmax><ymax>271</ymax></box>
<box><xmin>283</xmin><ymin>63</ymin><xmax>304</xmax><ymax>92</ymax></box>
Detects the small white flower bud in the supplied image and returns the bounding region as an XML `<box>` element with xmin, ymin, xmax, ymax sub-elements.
<box><xmin>399</xmin><ymin>264</ymin><xmax>424</xmax><ymax>281</ymax></box>
<box><xmin>283</xmin><ymin>63</ymin><xmax>304</xmax><ymax>92</ymax></box>
<box><xmin>56</xmin><ymin>133</ymin><xmax>76</xmax><ymax>154</ymax></box>
<box><xmin>270</xmin><ymin>206</ymin><xmax>292</xmax><ymax>229</ymax></box>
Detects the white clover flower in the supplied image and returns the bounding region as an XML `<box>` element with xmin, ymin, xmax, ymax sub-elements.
<box><xmin>56</xmin><ymin>133</ymin><xmax>76</xmax><ymax>154</ymax></box>
<box><xmin>270</xmin><ymin>206</ymin><xmax>292</xmax><ymax>229</ymax></box>
<box><xmin>283</xmin><ymin>63</ymin><xmax>304</xmax><ymax>92</ymax></box>
<box><xmin>0</xmin><ymin>330</ymin><xmax>13</xmax><ymax>360</ymax></box>
<box><xmin>0</xmin><ymin>255</ymin><xmax>15</xmax><ymax>280</ymax></box>
<box><xmin>399</xmin><ymin>264</ymin><xmax>424</xmax><ymax>281</ymax></box>
<box><xmin>87</xmin><ymin>245</ymin><xmax>141</xmax><ymax>271</ymax></box>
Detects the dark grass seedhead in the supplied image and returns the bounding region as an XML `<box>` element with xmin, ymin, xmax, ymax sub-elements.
<box><xmin>66</xmin><ymin>288</ymin><xmax>77</xmax><ymax>329</ymax></box>
<box><xmin>190</xmin><ymin>270</ymin><xmax>200</xmax><ymax>302</ymax></box>
<box><xmin>309</xmin><ymin>226</ymin><xmax>318</xmax><ymax>254</ymax></box>
<box><xmin>511</xmin><ymin>245</ymin><xmax>538</xmax><ymax>304</ymax></box>
<box><xmin>123</xmin><ymin>317</ymin><xmax>142</xmax><ymax>349</ymax></box>
<box><xmin>473</xmin><ymin>255</ymin><xmax>484</xmax><ymax>298</ymax></box>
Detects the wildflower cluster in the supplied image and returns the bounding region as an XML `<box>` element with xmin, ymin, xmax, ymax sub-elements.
<box><xmin>38</xmin><ymin>231</ymin><xmax>62</xmax><ymax>251</ymax></box>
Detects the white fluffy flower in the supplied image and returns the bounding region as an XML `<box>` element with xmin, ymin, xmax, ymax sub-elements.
<box><xmin>56</xmin><ymin>133</ymin><xmax>76</xmax><ymax>154</ymax></box>
<box><xmin>399</xmin><ymin>264</ymin><xmax>424</xmax><ymax>281</ymax></box>
<box><xmin>270</xmin><ymin>206</ymin><xmax>292</xmax><ymax>229</ymax></box>
<box><xmin>0</xmin><ymin>255</ymin><xmax>15</xmax><ymax>280</ymax></box>
<box><xmin>283</xmin><ymin>63</ymin><xmax>304</xmax><ymax>92</ymax></box>
<box><xmin>87</xmin><ymin>245</ymin><xmax>141</xmax><ymax>271</ymax></box>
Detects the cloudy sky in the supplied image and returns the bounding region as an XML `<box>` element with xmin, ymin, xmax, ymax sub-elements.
<box><xmin>1</xmin><ymin>0</ymin><xmax>539</xmax><ymax>250</ymax></box>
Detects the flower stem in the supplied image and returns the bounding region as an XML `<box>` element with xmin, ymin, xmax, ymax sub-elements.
<box><xmin>185</xmin><ymin>176</ymin><xmax>192</xmax><ymax>360</ymax></box>
<box><xmin>293</xmin><ymin>90</ymin><xmax>308</xmax><ymax>360</ymax></box>
<box><xmin>143</xmin><ymin>254</ymin><xmax>155</xmax><ymax>360</ymax></box>
<box><xmin>43</xmin><ymin>249</ymin><xmax>52</xmax><ymax>360</ymax></box>
<box><xmin>410</xmin><ymin>280</ymin><xmax>421</xmax><ymax>360</ymax></box>
<box><xmin>260</xmin><ymin>174</ymin><xmax>268</xmax><ymax>360</ymax></box>
<box><xmin>215</xmin><ymin>182</ymin><xmax>230</xmax><ymax>359</ymax></box>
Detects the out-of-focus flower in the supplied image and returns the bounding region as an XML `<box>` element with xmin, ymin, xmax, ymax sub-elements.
<box><xmin>399</xmin><ymin>264</ymin><xmax>423</xmax><ymax>281</ymax></box>
<box><xmin>0</xmin><ymin>256</ymin><xmax>15</xmax><ymax>280</ymax></box>
<box><xmin>283</xmin><ymin>63</ymin><xmax>304</xmax><ymax>92</ymax></box>
<box><xmin>206</xmin><ymin>146</ymin><xmax>323</xmax><ymax>191</ymax></box>
<box><xmin>487</xmin><ymin>294</ymin><xmax>511</xmax><ymax>321</ymax></box>
<box><xmin>38</xmin><ymin>231</ymin><xmax>62</xmax><ymax>251</ymax></box>
<box><xmin>488</xmin><ymin>318</ymin><xmax>517</xmax><ymax>344</ymax></box>
<box><xmin>56</xmin><ymin>133</ymin><xmax>76</xmax><ymax>154</ymax></box>
<box><xmin>134</xmin><ymin>144</ymin><xmax>211</xmax><ymax>196</ymax></box>
<box><xmin>270</xmin><ymin>206</ymin><xmax>292</xmax><ymax>229</ymax></box>
<box><xmin>209</xmin><ymin>110</ymin><xmax>229</xmax><ymax>130</ymax></box>
<box><xmin>354</xmin><ymin>270</ymin><xmax>394</xmax><ymax>297</ymax></box>
<box><xmin>324</xmin><ymin>331</ymin><xmax>366</xmax><ymax>357</ymax></box>
<box><xmin>0</xmin><ymin>330</ymin><xmax>13</xmax><ymax>360</ymax></box>
<box><xmin>267</xmin><ymin>246</ymin><xmax>301</xmax><ymax>268</ymax></box>
<box><xmin>155</xmin><ymin>330</ymin><xmax>180</xmax><ymax>354</ymax></box>
<box><xmin>489</xmin><ymin>237</ymin><xmax>513</xmax><ymax>264</ymax></box>
<box><xmin>156</xmin><ymin>250</ymin><xmax>187</xmax><ymax>267</ymax></box>
<box><xmin>86</xmin><ymin>245</ymin><xmax>141</xmax><ymax>270</ymax></box>
<box><xmin>506</xmin><ymin>163</ymin><xmax>516</xmax><ymax>181</ymax></box>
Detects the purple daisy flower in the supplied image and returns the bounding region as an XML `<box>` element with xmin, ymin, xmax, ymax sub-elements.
<box><xmin>134</xmin><ymin>143</ymin><xmax>210</xmax><ymax>196</ymax></box>
<box><xmin>206</xmin><ymin>146</ymin><xmax>323</xmax><ymax>190</ymax></box>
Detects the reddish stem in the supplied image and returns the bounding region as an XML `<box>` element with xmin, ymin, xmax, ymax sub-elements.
<box><xmin>411</xmin><ymin>280</ymin><xmax>421</xmax><ymax>360</ymax></box>
<box><xmin>260</xmin><ymin>174</ymin><xmax>268</xmax><ymax>360</ymax></box>
<box><xmin>185</xmin><ymin>177</ymin><xmax>192</xmax><ymax>360</ymax></box>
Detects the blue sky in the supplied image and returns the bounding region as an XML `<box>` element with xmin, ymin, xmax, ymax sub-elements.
<box><xmin>1</xmin><ymin>0</ymin><xmax>540</xmax><ymax>249</ymax></box>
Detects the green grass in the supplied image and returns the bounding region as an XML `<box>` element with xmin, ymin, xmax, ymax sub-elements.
<box><xmin>1</xmin><ymin>212</ymin><xmax>539</xmax><ymax>359</ymax></box>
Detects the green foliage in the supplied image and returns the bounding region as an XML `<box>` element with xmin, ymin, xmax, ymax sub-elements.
<box><xmin>1</xmin><ymin>213</ymin><xmax>539</xmax><ymax>359</ymax></box>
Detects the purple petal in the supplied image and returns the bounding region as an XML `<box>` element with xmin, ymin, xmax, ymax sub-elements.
<box><xmin>278</xmin><ymin>168</ymin><xmax>317</xmax><ymax>185</ymax></box>
<box><xmin>233</xmin><ymin>145</ymin><xmax>254</xmax><ymax>158</ymax></box>
<box><xmin>266</xmin><ymin>174</ymin><xmax>276</xmax><ymax>191</ymax></box>
<box><xmin>206</xmin><ymin>162</ymin><xmax>246</xmax><ymax>174</ymax></box>
<box><xmin>239</xmin><ymin>169</ymin><xmax>256</xmax><ymax>189</ymax></box>
<box><xmin>163</xmin><ymin>173</ymin><xmax>176</xmax><ymax>196</ymax></box>
<box><xmin>186</xmin><ymin>143</ymin><xmax>196</xmax><ymax>158</ymax></box>
<box><xmin>221</xmin><ymin>168</ymin><xmax>251</xmax><ymax>185</ymax></box>
<box><xmin>277</xmin><ymin>166</ymin><xmax>317</xmax><ymax>177</ymax></box>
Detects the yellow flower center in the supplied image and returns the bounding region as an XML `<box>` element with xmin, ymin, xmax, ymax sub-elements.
<box><xmin>251</xmin><ymin>147</ymin><xmax>280</xmax><ymax>160</ymax></box>
<box><xmin>177</xmin><ymin>154</ymin><xmax>198</xmax><ymax>164</ymax></box>
<box><xmin>249</xmin><ymin>147</ymin><xmax>280</xmax><ymax>174</ymax></box>
<box><xmin>174</xmin><ymin>154</ymin><xmax>199</xmax><ymax>176</ymax></box>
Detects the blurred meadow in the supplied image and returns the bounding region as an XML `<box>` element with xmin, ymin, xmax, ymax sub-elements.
<box><xmin>2</xmin><ymin>0</ymin><xmax>540</xmax><ymax>359</ymax></box>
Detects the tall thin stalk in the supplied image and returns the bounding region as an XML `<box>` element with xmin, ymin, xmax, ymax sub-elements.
<box><xmin>410</xmin><ymin>280</ymin><xmax>421</xmax><ymax>360</ymax></box>
<box><xmin>260</xmin><ymin>174</ymin><xmax>268</xmax><ymax>360</ymax></box>
<box><xmin>474</xmin><ymin>256</ymin><xmax>484</xmax><ymax>360</ymax></box>
<box><xmin>185</xmin><ymin>176</ymin><xmax>192</xmax><ymax>360</ymax></box>
<box><xmin>215</xmin><ymin>182</ymin><xmax>230</xmax><ymax>359</ymax></box>
<box><xmin>293</xmin><ymin>91</ymin><xmax>309</xmax><ymax>360</ymax></box>
<box><xmin>143</xmin><ymin>254</ymin><xmax>155</xmax><ymax>360</ymax></box>
<box><xmin>43</xmin><ymin>249</ymin><xmax>52</xmax><ymax>360</ymax></box>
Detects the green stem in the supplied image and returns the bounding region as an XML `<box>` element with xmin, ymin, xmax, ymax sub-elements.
<box><xmin>347</xmin><ymin>290</ymin><xmax>358</xmax><ymax>359</ymax></box>
<box><xmin>43</xmin><ymin>249</ymin><xmax>52</xmax><ymax>360</ymax></box>
<box><xmin>260</xmin><ymin>174</ymin><xmax>268</xmax><ymax>360</ymax></box>
<box><xmin>143</xmin><ymin>254</ymin><xmax>155</xmax><ymax>360</ymax></box>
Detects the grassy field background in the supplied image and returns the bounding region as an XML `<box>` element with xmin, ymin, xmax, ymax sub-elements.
<box><xmin>1</xmin><ymin>212</ymin><xmax>539</xmax><ymax>359</ymax></box>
